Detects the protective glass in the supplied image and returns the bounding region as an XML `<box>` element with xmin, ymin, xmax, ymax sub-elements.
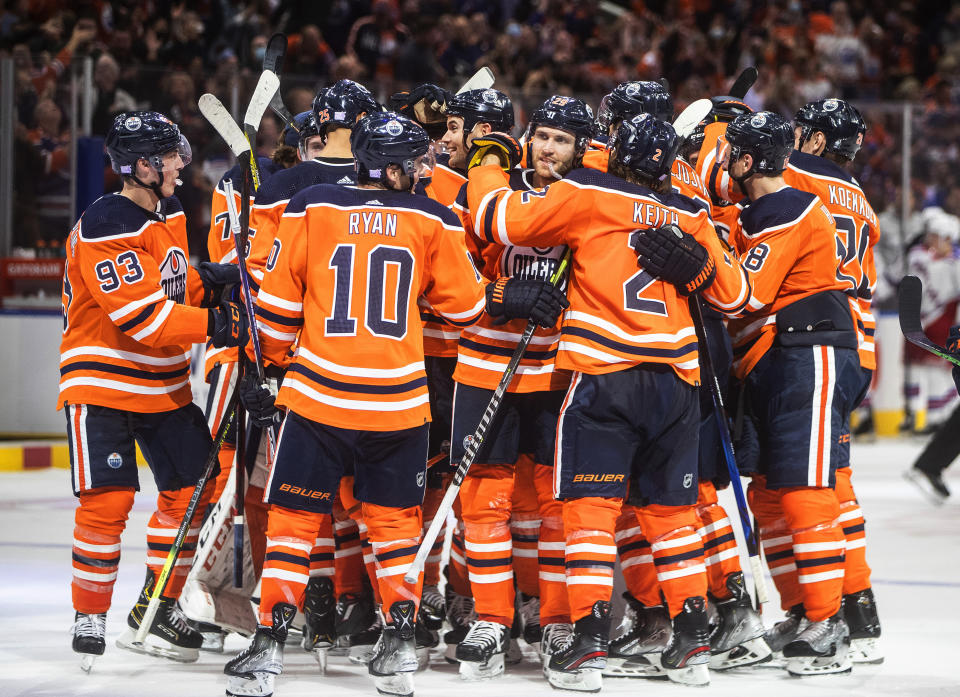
<box><xmin>405</xmin><ymin>143</ymin><xmax>436</xmax><ymax>186</ymax></box>
<box><xmin>715</xmin><ymin>137</ymin><xmax>732</xmax><ymax>171</ymax></box>
<box><xmin>596</xmin><ymin>94</ymin><xmax>614</xmax><ymax>133</ymax></box>
<box><xmin>148</xmin><ymin>134</ymin><xmax>192</xmax><ymax>172</ymax></box>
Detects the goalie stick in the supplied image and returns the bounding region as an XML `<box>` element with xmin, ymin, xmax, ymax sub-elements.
<box><xmin>899</xmin><ymin>275</ymin><xmax>960</xmax><ymax>366</ymax></box>
<box><xmin>729</xmin><ymin>66</ymin><xmax>758</xmax><ymax>99</ymax></box>
<box><xmin>405</xmin><ymin>250</ymin><xmax>571</xmax><ymax>584</ymax></box>
<box><xmin>689</xmin><ymin>296</ymin><xmax>769</xmax><ymax>604</ymax></box>
<box><xmin>456</xmin><ymin>66</ymin><xmax>495</xmax><ymax>94</ymax></box>
<box><xmin>673</xmin><ymin>99</ymin><xmax>712</xmax><ymax>139</ymax></box>
<box><xmin>134</xmin><ymin>392</ymin><xmax>239</xmax><ymax>646</ymax></box>
<box><xmin>263</xmin><ymin>33</ymin><xmax>296</xmax><ymax>132</ymax></box>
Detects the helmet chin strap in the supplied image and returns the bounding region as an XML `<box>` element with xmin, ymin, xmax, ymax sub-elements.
<box><xmin>129</xmin><ymin>168</ymin><xmax>166</xmax><ymax>203</ymax></box>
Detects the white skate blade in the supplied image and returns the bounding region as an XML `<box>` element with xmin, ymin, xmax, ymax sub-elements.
<box><xmin>314</xmin><ymin>647</ymin><xmax>328</xmax><ymax>674</ymax></box>
<box><xmin>458</xmin><ymin>653</ymin><xmax>505</xmax><ymax>680</ymax></box>
<box><xmin>115</xmin><ymin>627</ymin><xmax>199</xmax><ymax>663</ymax></box>
<box><xmin>200</xmin><ymin>630</ymin><xmax>226</xmax><ymax>653</ymax></box>
<box><xmin>546</xmin><ymin>666</ymin><xmax>602</xmax><ymax>692</ymax></box>
<box><xmin>710</xmin><ymin>637</ymin><xmax>773</xmax><ymax>670</ymax></box>
<box><xmin>225</xmin><ymin>671</ymin><xmax>276</xmax><ymax>697</ymax></box>
<box><xmin>415</xmin><ymin>645</ymin><xmax>430</xmax><ymax>672</ymax></box>
<box><xmin>786</xmin><ymin>654</ymin><xmax>853</xmax><ymax>676</ymax></box>
<box><xmin>444</xmin><ymin>643</ymin><xmax>460</xmax><ymax>663</ymax></box>
<box><xmin>79</xmin><ymin>654</ymin><xmax>97</xmax><ymax>673</ymax></box>
<box><xmin>850</xmin><ymin>637</ymin><xmax>883</xmax><ymax>664</ymax></box>
<box><xmin>664</xmin><ymin>661</ymin><xmax>710</xmax><ymax>686</ymax></box>
<box><xmin>601</xmin><ymin>655</ymin><xmax>666</xmax><ymax>678</ymax></box>
<box><xmin>505</xmin><ymin>638</ymin><xmax>522</xmax><ymax>665</ymax></box>
<box><xmin>329</xmin><ymin>636</ymin><xmax>350</xmax><ymax>656</ymax></box>
<box><xmin>373</xmin><ymin>672</ymin><xmax>414</xmax><ymax>697</ymax></box>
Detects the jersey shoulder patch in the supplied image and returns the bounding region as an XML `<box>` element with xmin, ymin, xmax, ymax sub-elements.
<box><xmin>78</xmin><ymin>194</ymin><xmax>155</xmax><ymax>241</ymax></box>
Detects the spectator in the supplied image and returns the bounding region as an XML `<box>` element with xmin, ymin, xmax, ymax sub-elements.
<box><xmin>91</xmin><ymin>52</ymin><xmax>137</xmax><ymax>135</ymax></box>
<box><xmin>27</xmin><ymin>97</ymin><xmax>70</xmax><ymax>244</ymax></box>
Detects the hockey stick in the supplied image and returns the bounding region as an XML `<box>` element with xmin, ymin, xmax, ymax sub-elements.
<box><xmin>673</xmin><ymin>99</ymin><xmax>712</xmax><ymax>139</ymax></box>
<box><xmin>134</xmin><ymin>392</ymin><xmax>240</xmax><ymax>645</ymax></box>
<box><xmin>688</xmin><ymin>296</ymin><xmax>769</xmax><ymax>604</ymax></box>
<box><xmin>404</xmin><ymin>251</ymin><xmax>571</xmax><ymax>584</ymax></box>
<box><xmin>242</xmin><ymin>70</ymin><xmax>280</xmax><ymax>191</ymax></box>
<box><xmin>263</xmin><ymin>33</ymin><xmax>295</xmax><ymax>131</ymax></box>
<box><xmin>899</xmin><ymin>275</ymin><xmax>960</xmax><ymax>366</ymax></box>
<box><xmin>729</xmin><ymin>66</ymin><xmax>758</xmax><ymax>99</ymax></box>
<box><xmin>456</xmin><ymin>66</ymin><xmax>495</xmax><ymax>94</ymax></box>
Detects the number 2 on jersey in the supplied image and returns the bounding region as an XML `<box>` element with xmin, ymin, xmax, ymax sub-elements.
<box><xmin>326</xmin><ymin>243</ymin><xmax>414</xmax><ymax>339</ymax></box>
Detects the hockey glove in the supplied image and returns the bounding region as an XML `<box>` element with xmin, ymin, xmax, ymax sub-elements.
<box><xmin>389</xmin><ymin>84</ymin><xmax>451</xmax><ymax>139</ymax></box>
<box><xmin>949</xmin><ymin>325</ymin><xmax>960</xmax><ymax>395</ymax></box>
<box><xmin>238</xmin><ymin>372</ymin><xmax>280</xmax><ymax>428</ymax></box>
<box><xmin>208</xmin><ymin>301</ymin><xmax>249</xmax><ymax>348</ymax></box>
<box><xmin>198</xmin><ymin>261</ymin><xmax>241</xmax><ymax>307</ymax></box>
<box><xmin>631</xmin><ymin>224</ymin><xmax>716</xmax><ymax>296</ymax></box>
<box><xmin>485</xmin><ymin>277</ymin><xmax>569</xmax><ymax>329</ymax></box>
<box><xmin>467</xmin><ymin>133</ymin><xmax>522</xmax><ymax>171</ymax></box>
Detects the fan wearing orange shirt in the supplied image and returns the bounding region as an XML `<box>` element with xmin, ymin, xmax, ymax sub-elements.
<box><xmin>62</xmin><ymin>112</ymin><xmax>248</xmax><ymax>669</ymax></box>
<box><xmin>467</xmin><ymin>113</ymin><xmax>752</xmax><ymax>690</ymax></box>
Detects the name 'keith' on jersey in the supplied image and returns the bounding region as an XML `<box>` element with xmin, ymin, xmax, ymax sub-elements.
<box><xmin>254</xmin><ymin>184</ymin><xmax>486</xmax><ymax>431</ymax></box>
<box><xmin>60</xmin><ymin>194</ymin><xmax>208</xmax><ymax>413</ymax></box>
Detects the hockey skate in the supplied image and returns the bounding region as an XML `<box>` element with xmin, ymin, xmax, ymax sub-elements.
<box><xmin>540</xmin><ymin>621</ymin><xmax>573</xmax><ymax>663</ymax></box>
<box><xmin>659</xmin><ymin>596</ymin><xmax>711</xmax><ymax>686</ymax></box>
<box><xmin>545</xmin><ymin>600</ymin><xmax>611</xmax><ymax>693</ymax></box>
<box><xmin>349</xmin><ymin>608</ymin><xmax>384</xmax><ymax>665</ymax></box>
<box><xmin>196</xmin><ymin>621</ymin><xmax>227</xmax><ymax>653</ymax></box>
<box><xmin>518</xmin><ymin>592</ymin><xmax>542</xmax><ymax>645</ymax></box>
<box><xmin>904</xmin><ymin>466</ymin><xmax>950</xmax><ymax>504</ymax></box>
<box><xmin>764</xmin><ymin>604</ymin><xmax>808</xmax><ymax>658</ymax></box>
<box><xmin>415</xmin><ymin>619</ymin><xmax>438</xmax><ymax>670</ymax></box>
<box><xmin>72</xmin><ymin>612</ymin><xmax>106</xmax><ymax>672</ymax></box>
<box><xmin>783</xmin><ymin>611</ymin><xmax>852</xmax><ymax>676</ymax></box>
<box><xmin>844</xmin><ymin>588</ymin><xmax>883</xmax><ymax>664</ymax></box>
<box><xmin>302</xmin><ymin>577</ymin><xmax>336</xmax><ymax>673</ymax></box>
<box><xmin>369</xmin><ymin>601</ymin><xmax>419</xmax><ymax>697</ymax></box>
<box><xmin>224</xmin><ymin>603</ymin><xmax>297</xmax><ymax>697</ymax></box>
<box><xmin>602</xmin><ymin>594</ymin><xmax>670</xmax><ymax>678</ymax></box>
<box><xmin>443</xmin><ymin>588</ymin><xmax>477</xmax><ymax>662</ymax></box>
<box><xmin>419</xmin><ymin>584</ymin><xmax>445</xmax><ymax>630</ymax></box>
<box><xmin>336</xmin><ymin>591</ymin><xmax>376</xmax><ymax>636</ymax></box>
<box><xmin>116</xmin><ymin>570</ymin><xmax>203</xmax><ymax>662</ymax></box>
<box><xmin>709</xmin><ymin>572</ymin><xmax>771</xmax><ymax>670</ymax></box>
<box><xmin>456</xmin><ymin>620</ymin><xmax>510</xmax><ymax>680</ymax></box>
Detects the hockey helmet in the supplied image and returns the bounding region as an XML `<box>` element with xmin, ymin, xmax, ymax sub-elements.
<box><xmin>609</xmin><ymin>113</ymin><xmax>679</xmax><ymax>183</ymax></box>
<box><xmin>105</xmin><ymin>111</ymin><xmax>191</xmax><ymax>175</ymax></box>
<box><xmin>724</xmin><ymin>111</ymin><xmax>793</xmax><ymax>177</ymax></box>
<box><xmin>596</xmin><ymin>81</ymin><xmax>674</xmax><ymax>132</ymax></box>
<box><xmin>527</xmin><ymin>95</ymin><xmax>596</xmax><ymax>149</ymax></box>
<box><xmin>794</xmin><ymin>98</ymin><xmax>867</xmax><ymax>161</ymax></box>
<box><xmin>351</xmin><ymin>112</ymin><xmax>434</xmax><ymax>185</ymax></box>
<box><xmin>446</xmin><ymin>88</ymin><xmax>514</xmax><ymax>134</ymax></box>
<box><xmin>313</xmin><ymin>80</ymin><xmax>380</xmax><ymax>137</ymax></box>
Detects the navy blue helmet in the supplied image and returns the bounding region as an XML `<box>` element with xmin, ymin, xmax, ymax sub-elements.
<box><xmin>351</xmin><ymin>112</ymin><xmax>431</xmax><ymax>184</ymax></box>
<box><xmin>313</xmin><ymin>80</ymin><xmax>379</xmax><ymax>137</ymax></box>
<box><xmin>105</xmin><ymin>111</ymin><xmax>191</xmax><ymax>175</ymax></box>
<box><xmin>446</xmin><ymin>88</ymin><xmax>514</xmax><ymax>134</ymax></box>
<box><xmin>281</xmin><ymin>111</ymin><xmax>318</xmax><ymax>147</ymax></box>
<box><xmin>528</xmin><ymin>95</ymin><xmax>596</xmax><ymax>147</ymax></box>
<box><xmin>597</xmin><ymin>81</ymin><xmax>674</xmax><ymax>131</ymax></box>
<box><xmin>794</xmin><ymin>98</ymin><xmax>867</xmax><ymax>161</ymax></box>
<box><xmin>725</xmin><ymin>111</ymin><xmax>794</xmax><ymax>176</ymax></box>
<box><xmin>609</xmin><ymin>113</ymin><xmax>679</xmax><ymax>183</ymax></box>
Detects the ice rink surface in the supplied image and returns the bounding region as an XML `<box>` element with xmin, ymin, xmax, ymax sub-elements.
<box><xmin>1</xmin><ymin>438</ymin><xmax>959</xmax><ymax>697</ymax></box>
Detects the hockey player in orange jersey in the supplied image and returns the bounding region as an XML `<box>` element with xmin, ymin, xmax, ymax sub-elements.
<box><xmin>786</xmin><ymin>99</ymin><xmax>883</xmax><ymax>664</ymax></box>
<box><xmin>451</xmin><ymin>96</ymin><xmax>598</xmax><ymax>680</ymax></box>
<box><xmin>222</xmin><ymin>113</ymin><xmax>493</xmax><ymax>697</ymax></box>
<box><xmin>62</xmin><ymin>112</ymin><xmax>249</xmax><ymax>669</ymax></box>
<box><xmin>467</xmin><ymin>113</ymin><xmax>753</xmax><ymax>690</ymax></box>
<box><xmin>653</xmin><ymin>111</ymin><xmax>862</xmax><ymax>677</ymax></box>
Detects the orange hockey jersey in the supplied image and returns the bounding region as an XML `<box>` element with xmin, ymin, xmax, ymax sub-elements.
<box><xmin>60</xmin><ymin>194</ymin><xmax>208</xmax><ymax>413</ymax></box>
<box><xmin>255</xmin><ymin>184</ymin><xmax>487</xmax><ymax>431</ymax></box>
<box><xmin>454</xmin><ymin>169</ymin><xmax>571</xmax><ymax>393</ymax></box>
<box><xmin>726</xmin><ymin>186</ymin><xmax>851</xmax><ymax>379</ymax></box>
<box><xmin>785</xmin><ymin>150</ymin><xmax>879</xmax><ymax>370</ymax></box>
<box><xmin>467</xmin><ymin>164</ymin><xmax>752</xmax><ymax>385</ymax></box>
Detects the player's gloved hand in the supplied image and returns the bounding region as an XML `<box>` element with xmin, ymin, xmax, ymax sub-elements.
<box><xmin>948</xmin><ymin>325</ymin><xmax>960</xmax><ymax>395</ymax></box>
<box><xmin>208</xmin><ymin>301</ymin><xmax>249</xmax><ymax>348</ymax></box>
<box><xmin>389</xmin><ymin>84</ymin><xmax>451</xmax><ymax>139</ymax></box>
<box><xmin>198</xmin><ymin>261</ymin><xmax>241</xmax><ymax>307</ymax></box>
<box><xmin>485</xmin><ymin>277</ymin><xmax>569</xmax><ymax>328</ymax></box>
<box><xmin>631</xmin><ymin>224</ymin><xmax>716</xmax><ymax>295</ymax></box>
<box><xmin>468</xmin><ymin>133</ymin><xmax>522</xmax><ymax>171</ymax></box>
<box><xmin>238</xmin><ymin>372</ymin><xmax>280</xmax><ymax>428</ymax></box>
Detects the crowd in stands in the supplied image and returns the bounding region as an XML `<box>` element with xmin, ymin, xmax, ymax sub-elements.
<box><xmin>3</xmin><ymin>0</ymin><xmax>960</xmax><ymax>280</ymax></box>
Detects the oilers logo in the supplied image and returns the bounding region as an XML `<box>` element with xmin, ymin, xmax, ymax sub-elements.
<box><xmin>500</xmin><ymin>245</ymin><xmax>566</xmax><ymax>289</ymax></box>
<box><xmin>107</xmin><ymin>452</ymin><xmax>123</xmax><ymax>469</ymax></box>
<box><xmin>159</xmin><ymin>247</ymin><xmax>188</xmax><ymax>303</ymax></box>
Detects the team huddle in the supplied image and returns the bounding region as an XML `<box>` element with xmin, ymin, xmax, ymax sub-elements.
<box><xmin>60</xmin><ymin>68</ymin><xmax>883</xmax><ymax>697</ymax></box>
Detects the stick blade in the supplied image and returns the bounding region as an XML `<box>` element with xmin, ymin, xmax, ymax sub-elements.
<box><xmin>263</xmin><ymin>33</ymin><xmax>287</xmax><ymax>74</ymax></box>
<box><xmin>673</xmin><ymin>98</ymin><xmax>712</xmax><ymax>138</ymax></box>
<box><xmin>456</xmin><ymin>67</ymin><xmax>495</xmax><ymax>94</ymax></box>
<box><xmin>199</xmin><ymin>93</ymin><xmax>251</xmax><ymax>159</ymax></box>
<box><xmin>729</xmin><ymin>66</ymin><xmax>758</xmax><ymax>99</ymax></box>
<box><xmin>244</xmin><ymin>70</ymin><xmax>281</xmax><ymax>131</ymax></box>
<box><xmin>898</xmin><ymin>274</ymin><xmax>924</xmax><ymax>336</ymax></box>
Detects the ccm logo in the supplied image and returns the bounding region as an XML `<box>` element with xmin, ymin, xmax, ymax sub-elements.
<box><xmin>279</xmin><ymin>483</ymin><xmax>331</xmax><ymax>500</ymax></box>
<box><xmin>573</xmin><ymin>474</ymin><xmax>625</xmax><ymax>483</ymax></box>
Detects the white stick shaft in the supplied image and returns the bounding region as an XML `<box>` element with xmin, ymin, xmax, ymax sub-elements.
<box><xmin>404</xmin><ymin>483</ymin><xmax>461</xmax><ymax>584</ymax></box>
<box><xmin>750</xmin><ymin>555</ymin><xmax>769</xmax><ymax>605</ymax></box>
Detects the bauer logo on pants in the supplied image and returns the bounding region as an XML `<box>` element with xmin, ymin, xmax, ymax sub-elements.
<box><xmin>683</xmin><ymin>473</ymin><xmax>693</xmax><ymax>488</ymax></box>
<box><xmin>417</xmin><ymin>471</ymin><xmax>424</xmax><ymax>488</ymax></box>
<box><xmin>107</xmin><ymin>452</ymin><xmax>123</xmax><ymax>469</ymax></box>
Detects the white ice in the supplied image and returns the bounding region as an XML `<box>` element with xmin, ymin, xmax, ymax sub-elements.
<box><xmin>1</xmin><ymin>438</ymin><xmax>959</xmax><ymax>696</ymax></box>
